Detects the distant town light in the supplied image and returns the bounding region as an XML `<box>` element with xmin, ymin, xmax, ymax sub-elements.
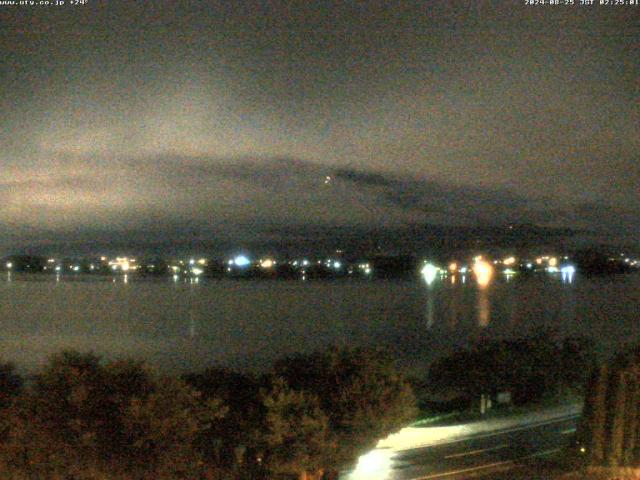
<box><xmin>108</xmin><ymin>257</ymin><xmax>133</xmax><ymax>272</ymax></box>
<box><xmin>234</xmin><ymin>255</ymin><xmax>250</xmax><ymax>267</ymax></box>
<box><xmin>548</xmin><ymin>257</ymin><xmax>558</xmax><ymax>267</ymax></box>
<box><xmin>421</xmin><ymin>263</ymin><xmax>439</xmax><ymax>285</ymax></box>
<box><xmin>503</xmin><ymin>256</ymin><xmax>516</xmax><ymax>266</ymax></box>
<box><xmin>561</xmin><ymin>265</ymin><xmax>576</xmax><ymax>283</ymax></box>
<box><xmin>333</xmin><ymin>261</ymin><xmax>342</xmax><ymax>269</ymax></box>
<box><xmin>191</xmin><ymin>267</ymin><xmax>203</xmax><ymax>276</ymax></box>
<box><xmin>260</xmin><ymin>259</ymin><xmax>275</xmax><ymax>269</ymax></box>
<box><xmin>449</xmin><ymin>262</ymin><xmax>457</xmax><ymax>273</ymax></box>
<box><xmin>473</xmin><ymin>259</ymin><xmax>493</xmax><ymax>288</ymax></box>
<box><xmin>6</xmin><ymin>262</ymin><xmax>12</xmax><ymax>269</ymax></box>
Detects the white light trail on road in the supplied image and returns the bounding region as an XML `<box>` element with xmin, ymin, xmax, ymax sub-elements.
<box><xmin>444</xmin><ymin>444</ymin><xmax>508</xmax><ymax>459</ymax></box>
<box><xmin>346</xmin><ymin>448</ymin><xmax>393</xmax><ymax>480</ymax></box>
<box><xmin>344</xmin><ymin>405</ymin><xmax>581</xmax><ymax>480</ymax></box>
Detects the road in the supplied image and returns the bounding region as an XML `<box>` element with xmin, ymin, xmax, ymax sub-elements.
<box><xmin>342</xmin><ymin>413</ymin><xmax>580</xmax><ymax>480</ymax></box>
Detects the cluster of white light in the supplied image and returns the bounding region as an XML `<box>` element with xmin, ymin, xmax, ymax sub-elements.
<box><xmin>358</xmin><ymin>263</ymin><xmax>372</xmax><ymax>275</ymax></box>
<box><xmin>561</xmin><ymin>264</ymin><xmax>576</xmax><ymax>283</ymax></box>
<box><xmin>108</xmin><ymin>257</ymin><xmax>136</xmax><ymax>272</ymax></box>
<box><xmin>421</xmin><ymin>263</ymin><xmax>439</xmax><ymax>285</ymax></box>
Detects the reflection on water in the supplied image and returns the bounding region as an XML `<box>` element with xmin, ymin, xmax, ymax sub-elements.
<box><xmin>447</xmin><ymin>288</ymin><xmax>460</xmax><ymax>329</ymax></box>
<box><xmin>0</xmin><ymin>273</ymin><xmax>638</xmax><ymax>373</ymax></box>
<box><xmin>425</xmin><ymin>291</ymin><xmax>435</xmax><ymax>329</ymax></box>
<box><xmin>472</xmin><ymin>259</ymin><xmax>493</xmax><ymax>288</ymax></box>
<box><xmin>477</xmin><ymin>289</ymin><xmax>491</xmax><ymax>328</ymax></box>
<box><xmin>562</xmin><ymin>267</ymin><xmax>575</xmax><ymax>284</ymax></box>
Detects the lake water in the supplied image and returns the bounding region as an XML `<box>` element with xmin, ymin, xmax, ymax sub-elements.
<box><xmin>0</xmin><ymin>272</ymin><xmax>638</xmax><ymax>375</ymax></box>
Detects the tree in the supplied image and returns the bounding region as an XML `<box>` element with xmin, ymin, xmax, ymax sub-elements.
<box><xmin>0</xmin><ymin>350</ymin><xmax>227</xmax><ymax>479</ymax></box>
<box><xmin>427</xmin><ymin>332</ymin><xmax>594</xmax><ymax>406</ymax></box>
<box><xmin>184</xmin><ymin>367</ymin><xmax>263</xmax><ymax>471</ymax></box>
<box><xmin>0</xmin><ymin>361</ymin><xmax>22</xmax><ymax>410</ymax></box>
<box><xmin>260</xmin><ymin>378</ymin><xmax>329</xmax><ymax>480</ymax></box>
<box><xmin>122</xmin><ymin>376</ymin><xmax>226</xmax><ymax>478</ymax></box>
<box><xmin>274</xmin><ymin>347</ymin><xmax>418</xmax><ymax>471</ymax></box>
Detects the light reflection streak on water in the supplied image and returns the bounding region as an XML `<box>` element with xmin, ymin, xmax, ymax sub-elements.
<box><xmin>426</xmin><ymin>292</ymin><xmax>434</xmax><ymax>329</ymax></box>
<box><xmin>561</xmin><ymin>268</ymin><xmax>575</xmax><ymax>284</ymax></box>
<box><xmin>473</xmin><ymin>260</ymin><xmax>492</xmax><ymax>327</ymax></box>
<box><xmin>448</xmin><ymin>290</ymin><xmax>459</xmax><ymax>329</ymax></box>
<box><xmin>477</xmin><ymin>288</ymin><xmax>490</xmax><ymax>327</ymax></box>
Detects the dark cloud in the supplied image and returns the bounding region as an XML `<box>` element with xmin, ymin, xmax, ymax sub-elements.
<box><xmin>0</xmin><ymin>1</ymin><xmax>637</xmax><ymax>252</ymax></box>
<box><xmin>0</xmin><ymin>154</ymin><xmax>616</xmax><ymax>254</ymax></box>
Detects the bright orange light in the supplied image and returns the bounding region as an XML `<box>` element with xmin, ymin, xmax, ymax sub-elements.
<box><xmin>449</xmin><ymin>262</ymin><xmax>458</xmax><ymax>273</ymax></box>
<box><xmin>473</xmin><ymin>260</ymin><xmax>493</xmax><ymax>288</ymax></box>
<box><xmin>503</xmin><ymin>256</ymin><xmax>516</xmax><ymax>266</ymax></box>
<box><xmin>536</xmin><ymin>258</ymin><xmax>543</xmax><ymax>265</ymax></box>
<box><xmin>548</xmin><ymin>257</ymin><xmax>558</xmax><ymax>267</ymax></box>
<box><xmin>260</xmin><ymin>259</ymin><xmax>275</xmax><ymax>269</ymax></box>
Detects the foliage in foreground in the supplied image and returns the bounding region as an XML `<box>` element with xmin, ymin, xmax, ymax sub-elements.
<box><xmin>0</xmin><ymin>347</ymin><xmax>417</xmax><ymax>480</ymax></box>
<box><xmin>426</xmin><ymin>331</ymin><xmax>595</xmax><ymax>406</ymax></box>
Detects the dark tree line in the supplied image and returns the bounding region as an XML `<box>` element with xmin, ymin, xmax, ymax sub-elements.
<box><xmin>0</xmin><ymin>347</ymin><xmax>417</xmax><ymax>480</ymax></box>
<box><xmin>426</xmin><ymin>331</ymin><xmax>595</xmax><ymax>407</ymax></box>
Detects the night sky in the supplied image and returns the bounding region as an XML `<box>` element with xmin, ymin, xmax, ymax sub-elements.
<box><xmin>1</xmin><ymin>1</ymin><xmax>638</xmax><ymax>253</ymax></box>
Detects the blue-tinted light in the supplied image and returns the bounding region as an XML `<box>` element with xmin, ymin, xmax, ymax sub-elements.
<box><xmin>234</xmin><ymin>255</ymin><xmax>251</xmax><ymax>267</ymax></box>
